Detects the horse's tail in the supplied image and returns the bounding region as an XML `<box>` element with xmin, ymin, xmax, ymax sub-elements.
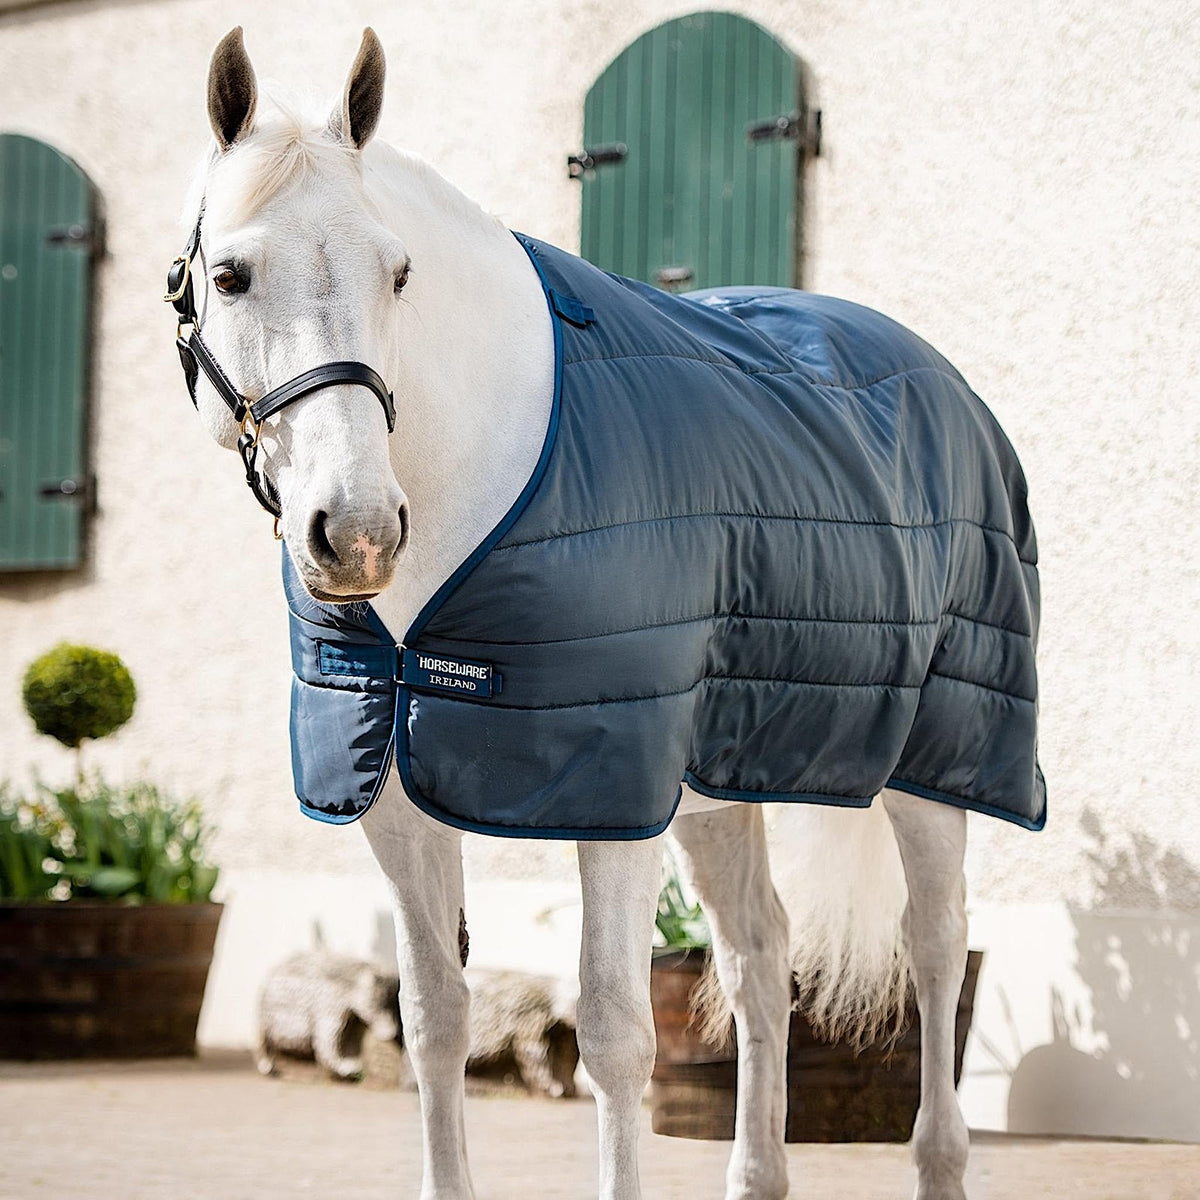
<box><xmin>694</xmin><ymin>800</ymin><xmax>911</xmax><ymax>1051</ymax></box>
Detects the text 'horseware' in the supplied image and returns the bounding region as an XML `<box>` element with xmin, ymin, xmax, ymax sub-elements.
<box><xmin>283</xmin><ymin>234</ymin><xmax>1046</xmax><ymax>838</ymax></box>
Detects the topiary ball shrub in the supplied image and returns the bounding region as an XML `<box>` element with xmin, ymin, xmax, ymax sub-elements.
<box><xmin>22</xmin><ymin>643</ymin><xmax>137</xmax><ymax>749</ymax></box>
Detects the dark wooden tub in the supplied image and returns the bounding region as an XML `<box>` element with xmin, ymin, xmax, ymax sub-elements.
<box><xmin>650</xmin><ymin>948</ymin><xmax>983</xmax><ymax>1142</ymax></box>
<box><xmin>0</xmin><ymin>902</ymin><xmax>223</xmax><ymax>1058</ymax></box>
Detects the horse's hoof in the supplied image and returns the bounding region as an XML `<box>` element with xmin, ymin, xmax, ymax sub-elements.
<box><xmin>725</xmin><ymin>1158</ymin><xmax>789</xmax><ymax>1200</ymax></box>
<box><xmin>913</xmin><ymin>1183</ymin><xmax>967</xmax><ymax>1200</ymax></box>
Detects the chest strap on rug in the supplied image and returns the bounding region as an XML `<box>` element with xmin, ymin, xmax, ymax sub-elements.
<box><xmin>316</xmin><ymin>641</ymin><xmax>397</xmax><ymax>678</ymax></box>
<box><xmin>316</xmin><ymin>641</ymin><xmax>501</xmax><ymax>700</ymax></box>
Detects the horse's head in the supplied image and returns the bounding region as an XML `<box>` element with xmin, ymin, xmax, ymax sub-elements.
<box><xmin>184</xmin><ymin>28</ymin><xmax>409</xmax><ymax>603</ymax></box>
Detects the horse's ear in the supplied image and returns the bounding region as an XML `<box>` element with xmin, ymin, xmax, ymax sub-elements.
<box><xmin>208</xmin><ymin>27</ymin><xmax>258</xmax><ymax>151</ymax></box>
<box><xmin>335</xmin><ymin>28</ymin><xmax>386</xmax><ymax>149</ymax></box>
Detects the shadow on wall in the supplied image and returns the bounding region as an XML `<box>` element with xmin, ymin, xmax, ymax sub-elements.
<box><xmin>1005</xmin><ymin>809</ymin><xmax>1200</xmax><ymax>1141</ymax></box>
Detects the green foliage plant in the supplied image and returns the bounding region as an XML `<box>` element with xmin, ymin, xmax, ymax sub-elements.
<box><xmin>0</xmin><ymin>787</ymin><xmax>58</xmax><ymax>901</ymax></box>
<box><xmin>655</xmin><ymin>855</ymin><xmax>711</xmax><ymax>951</ymax></box>
<box><xmin>22</xmin><ymin>644</ymin><xmax>136</xmax><ymax>780</ymax></box>
<box><xmin>0</xmin><ymin>778</ymin><xmax>218</xmax><ymax>904</ymax></box>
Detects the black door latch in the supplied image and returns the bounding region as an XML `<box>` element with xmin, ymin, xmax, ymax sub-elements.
<box><xmin>39</xmin><ymin>475</ymin><xmax>97</xmax><ymax>513</ymax></box>
<box><xmin>568</xmin><ymin>143</ymin><xmax>629</xmax><ymax>178</ymax></box>
<box><xmin>746</xmin><ymin>109</ymin><xmax>822</xmax><ymax>157</ymax></box>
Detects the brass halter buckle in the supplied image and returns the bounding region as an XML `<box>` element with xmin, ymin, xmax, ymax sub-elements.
<box><xmin>163</xmin><ymin>253</ymin><xmax>192</xmax><ymax>305</ymax></box>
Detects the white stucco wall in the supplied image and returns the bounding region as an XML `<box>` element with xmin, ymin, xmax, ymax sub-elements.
<box><xmin>1</xmin><ymin>0</ymin><xmax>1197</xmax><ymax>1139</ymax></box>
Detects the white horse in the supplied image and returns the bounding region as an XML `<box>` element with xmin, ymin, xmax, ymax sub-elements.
<box><xmin>185</xmin><ymin>27</ymin><xmax>972</xmax><ymax>1200</ymax></box>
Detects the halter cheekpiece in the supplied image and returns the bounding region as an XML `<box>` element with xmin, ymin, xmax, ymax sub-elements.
<box><xmin>164</xmin><ymin>207</ymin><xmax>397</xmax><ymax>522</ymax></box>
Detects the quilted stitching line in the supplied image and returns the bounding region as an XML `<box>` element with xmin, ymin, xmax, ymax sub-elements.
<box><xmin>565</xmin><ymin>350</ymin><xmax>962</xmax><ymax>392</ymax></box>
<box><xmin>466</xmin><ymin>674</ymin><xmax>921</xmax><ymax>714</ymax></box>
<box><xmin>926</xmin><ymin>668</ymin><xmax>1035</xmax><ymax>704</ymax></box>
<box><xmin>439</xmin><ymin>611</ymin><xmax>944</xmax><ymax>648</ymax></box>
<box><xmin>496</xmin><ymin>511</ymin><xmax>1036</xmax><ymax>566</ymax></box>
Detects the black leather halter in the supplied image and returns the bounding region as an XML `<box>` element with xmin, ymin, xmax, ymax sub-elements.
<box><xmin>164</xmin><ymin>210</ymin><xmax>397</xmax><ymax>521</ymax></box>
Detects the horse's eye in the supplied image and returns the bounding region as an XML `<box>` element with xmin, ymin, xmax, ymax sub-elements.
<box><xmin>214</xmin><ymin>266</ymin><xmax>248</xmax><ymax>295</ymax></box>
<box><xmin>394</xmin><ymin>264</ymin><xmax>410</xmax><ymax>294</ymax></box>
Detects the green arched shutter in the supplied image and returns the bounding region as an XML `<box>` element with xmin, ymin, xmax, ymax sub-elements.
<box><xmin>579</xmin><ymin>11</ymin><xmax>812</xmax><ymax>291</ymax></box>
<box><xmin>0</xmin><ymin>134</ymin><xmax>97</xmax><ymax>571</ymax></box>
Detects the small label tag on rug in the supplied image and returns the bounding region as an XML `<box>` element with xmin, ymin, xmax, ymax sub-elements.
<box><xmin>401</xmin><ymin>649</ymin><xmax>497</xmax><ymax>699</ymax></box>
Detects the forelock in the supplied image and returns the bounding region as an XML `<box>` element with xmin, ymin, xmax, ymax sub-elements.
<box><xmin>200</xmin><ymin>90</ymin><xmax>361</xmax><ymax>227</ymax></box>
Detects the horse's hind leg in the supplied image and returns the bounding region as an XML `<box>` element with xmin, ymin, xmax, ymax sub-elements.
<box><xmin>671</xmin><ymin>804</ymin><xmax>790</xmax><ymax>1200</ymax></box>
<box><xmin>881</xmin><ymin>788</ymin><xmax>970</xmax><ymax>1200</ymax></box>
<box><xmin>576</xmin><ymin>835</ymin><xmax>663</xmax><ymax>1200</ymax></box>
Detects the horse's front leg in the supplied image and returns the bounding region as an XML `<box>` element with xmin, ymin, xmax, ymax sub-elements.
<box><xmin>671</xmin><ymin>804</ymin><xmax>791</xmax><ymax>1200</ymax></box>
<box><xmin>881</xmin><ymin>788</ymin><xmax>970</xmax><ymax>1200</ymax></box>
<box><xmin>576</xmin><ymin>835</ymin><xmax>664</xmax><ymax>1200</ymax></box>
<box><xmin>362</xmin><ymin>779</ymin><xmax>474</xmax><ymax>1200</ymax></box>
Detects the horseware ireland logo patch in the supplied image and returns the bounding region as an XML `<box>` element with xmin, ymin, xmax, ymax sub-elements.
<box><xmin>401</xmin><ymin>649</ymin><xmax>498</xmax><ymax>699</ymax></box>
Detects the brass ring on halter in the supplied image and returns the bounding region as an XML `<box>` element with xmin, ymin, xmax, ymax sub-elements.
<box><xmin>240</xmin><ymin>410</ymin><xmax>263</xmax><ymax>448</ymax></box>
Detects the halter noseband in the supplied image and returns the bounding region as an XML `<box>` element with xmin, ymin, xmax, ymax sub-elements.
<box><xmin>164</xmin><ymin>209</ymin><xmax>397</xmax><ymax>525</ymax></box>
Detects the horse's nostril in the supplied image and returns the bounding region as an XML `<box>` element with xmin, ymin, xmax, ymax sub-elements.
<box><xmin>308</xmin><ymin>509</ymin><xmax>339</xmax><ymax>568</ymax></box>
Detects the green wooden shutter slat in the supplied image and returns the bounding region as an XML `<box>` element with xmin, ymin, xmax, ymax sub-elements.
<box><xmin>772</xmin><ymin>43</ymin><xmax>792</xmax><ymax>285</ymax></box>
<box><xmin>644</xmin><ymin>22</ymin><xmax>670</xmax><ymax>286</ymax></box>
<box><xmin>759</xmin><ymin>28</ymin><xmax>773</xmax><ymax>282</ymax></box>
<box><xmin>695</xmin><ymin>15</ymin><xmax>713</xmax><ymax>289</ymax></box>
<box><xmin>0</xmin><ymin>141</ymin><xmax>17</xmax><ymax>562</ymax></box>
<box><xmin>624</xmin><ymin>34</ymin><xmax>643</xmax><ymax>280</ymax></box>
<box><xmin>611</xmin><ymin>48</ymin><xmax>628</xmax><ymax>276</ymax></box>
<box><xmin>710</xmin><ymin>12</ymin><xmax>733</xmax><ymax>287</ymax></box>
<box><xmin>635</xmin><ymin>33</ymin><xmax>652</xmax><ymax>282</ymax></box>
<box><xmin>0</xmin><ymin>133</ymin><xmax>93</xmax><ymax>570</ymax></box>
<box><xmin>752</xmin><ymin>29</ymin><xmax>773</xmax><ymax>286</ymax></box>
<box><xmin>732</xmin><ymin>22</ymin><xmax>752</xmax><ymax>285</ymax></box>
<box><xmin>670</xmin><ymin>15</ymin><xmax>703</xmax><ymax>289</ymax></box>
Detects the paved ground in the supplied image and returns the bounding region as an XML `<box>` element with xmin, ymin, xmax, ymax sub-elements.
<box><xmin>0</xmin><ymin>1055</ymin><xmax>1196</xmax><ymax>1200</ymax></box>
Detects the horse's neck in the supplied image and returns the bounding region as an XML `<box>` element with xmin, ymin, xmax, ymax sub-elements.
<box><xmin>364</xmin><ymin>146</ymin><xmax>555</xmax><ymax>642</ymax></box>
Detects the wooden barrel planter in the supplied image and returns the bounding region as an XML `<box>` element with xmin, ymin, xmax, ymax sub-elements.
<box><xmin>650</xmin><ymin>948</ymin><xmax>738</xmax><ymax>1138</ymax></box>
<box><xmin>650</xmin><ymin>948</ymin><xmax>983</xmax><ymax>1142</ymax></box>
<box><xmin>0</xmin><ymin>902</ymin><xmax>223</xmax><ymax>1059</ymax></box>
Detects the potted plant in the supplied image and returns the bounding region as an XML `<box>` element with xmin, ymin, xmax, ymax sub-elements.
<box><xmin>649</xmin><ymin>859</ymin><xmax>738</xmax><ymax>1138</ymax></box>
<box><xmin>650</xmin><ymin>861</ymin><xmax>721</xmax><ymax>1059</ymax></box>
<box><xmin>648</xmin><ymin>860</ymin><xmax>984</xmax><ymax>1142</ymax></box>
<box><xmin>0</xmin><ymin>644</ymin><xmax>223</xmax><ymax>1058</ymax></box>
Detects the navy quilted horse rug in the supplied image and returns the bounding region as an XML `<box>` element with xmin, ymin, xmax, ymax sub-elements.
<box><xmin>285</xmin><ymin>233</ymin><xmax>1045</xmax><ymax>838</ymax></box>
